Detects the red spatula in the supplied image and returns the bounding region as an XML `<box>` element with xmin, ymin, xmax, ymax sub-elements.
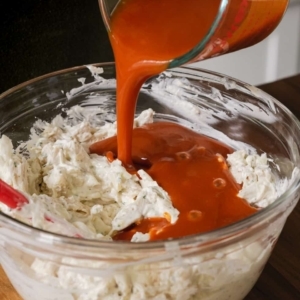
<box><xmin>0</xmin><ymin>179</ymin><xmax>84</xmax><ymax>238</ymax></box>
<box><xmin>0</xmin><ymin>179</ymin><xmax>28</xmax><ymax>209</ymax></box>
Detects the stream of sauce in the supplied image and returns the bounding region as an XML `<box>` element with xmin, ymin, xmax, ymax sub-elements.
<box><xmin>109</xmin><ymin>0</ymin><xmax>221</xmax><ymax>166</ymax></box>
<box><xmin>90</xmin><ymin>0</ymin><xmax>262</xmax><ymax>240</ymax></box>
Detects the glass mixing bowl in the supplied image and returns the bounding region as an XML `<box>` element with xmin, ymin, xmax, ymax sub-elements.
<box><xmin>0</xmin><ymin>63</ymin><xmax>300</xmax><ymax>300</ymax></box>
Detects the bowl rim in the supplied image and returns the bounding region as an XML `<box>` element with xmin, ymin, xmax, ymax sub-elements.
<box><xmin>0</xmin><ymin>62</ymin><xmax>115</xmax><ymax>99</ymax></box>
<box><xmin>0</xmin><ymin>62</ymin><xmax>300</xmax><ymax>252</ymax></box>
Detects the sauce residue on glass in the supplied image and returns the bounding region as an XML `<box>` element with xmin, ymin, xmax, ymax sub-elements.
<box><xmin>90</xmin><ymin>0</ymin><xmax>260</xmax><ymax>240</ymax></box>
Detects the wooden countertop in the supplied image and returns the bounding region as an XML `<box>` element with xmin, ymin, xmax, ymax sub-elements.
<box><xmin>1</xmin><ymin>74</ymin><xmax>300</xmax><ymax>300</ymax></box>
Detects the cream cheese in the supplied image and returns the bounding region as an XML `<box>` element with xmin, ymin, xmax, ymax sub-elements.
<box><xmin>0</xmin><ymin>105</ymin><xmax>289</xmax><ymax>242</ymax></box>
<box><xmin>0</xmin><ymin>107</ymin><xmax>178</xmax><ymax>242</ymax></box>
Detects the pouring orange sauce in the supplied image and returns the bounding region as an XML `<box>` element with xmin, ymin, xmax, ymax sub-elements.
<box><xmin>90</xmin><ymin>0</ymin><xmax>262</xmax><ymax>240</ymax></box>
<box><xmin>109</xmin><ymin>0</ymin><xmax>221</xmax><ymax>166</ymax></box>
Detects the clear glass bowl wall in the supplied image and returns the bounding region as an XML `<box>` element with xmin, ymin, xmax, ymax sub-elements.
<box><xmin>0</xmin><ymin>63</ymin><xmax>300</xmax><ymax>300</ymax></box>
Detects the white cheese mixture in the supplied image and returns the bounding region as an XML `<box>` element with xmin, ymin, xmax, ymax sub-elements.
<box><xmin>0</xmin><ymin>107</ymin><xmax>179</xmax><ymax>242</ymax></box>
<box><xmin>0</xmin><ymin>106</ymin><xmax>284</xmax><ymax>243</ymax></box>
<box><xmin>0</xmin><ymin>105</ymin><xmax>294</xmax><ymax>300</ymax></box>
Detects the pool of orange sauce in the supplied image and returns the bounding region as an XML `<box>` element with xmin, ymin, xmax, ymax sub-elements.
<box><xmin>90</xmin><ymin>0</ymin><xmax>259</xmax><ymax>240</ymax></box>
<box><xmin>90</xmin><ymin>122</ymin><xmax>257</xmax><ymax>241</ymax></box>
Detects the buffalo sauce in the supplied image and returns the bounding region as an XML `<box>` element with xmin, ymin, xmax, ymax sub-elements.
<box><xmin>109</xmin><ymin>0</ymin><xmax>221</xmax><ymax>165</ymax></box>
<box><xmin>108</xmin><ymin>0</ymin><xmax>287</xmax><ymax>166</ymax></box>
<box><xmin>90</xmin><ymin>0</ymin><xmax>260</xmax><ymax>240</ymax></box>
<box><xmin>90</xmin><ymin>122</ymin><xmax>257</xmax><ymax>241</ymax></box>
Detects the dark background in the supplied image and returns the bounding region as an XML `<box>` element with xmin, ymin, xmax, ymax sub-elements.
<box><xmin>0</xmin><ymin>0</ymin><xmax>114</xmax><ymax>93</ymax></box>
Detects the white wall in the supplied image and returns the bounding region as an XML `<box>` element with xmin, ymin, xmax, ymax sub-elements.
<box><xmin>192</xmin><ymin>0</ymin><xmax>300</xmax><ymax>85</ymax></box>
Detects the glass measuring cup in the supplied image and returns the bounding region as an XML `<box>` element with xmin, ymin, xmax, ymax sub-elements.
<box><xmin>98</xmin><ymin>0</ymin><xmax>289</xmax><ymax>68</ymax></box>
